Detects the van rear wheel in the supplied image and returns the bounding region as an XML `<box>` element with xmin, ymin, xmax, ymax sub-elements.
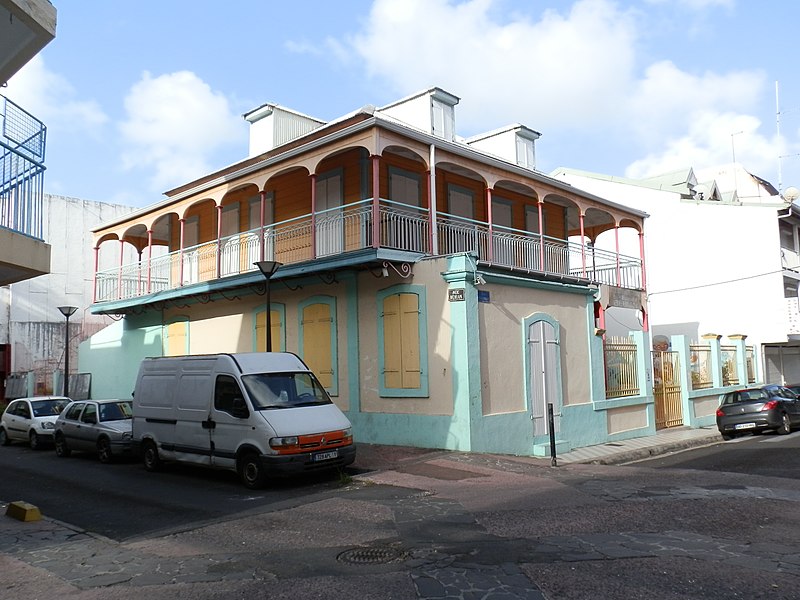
<box><xmin>142</xmin><ymin>440</ymin><xmax>162</xmax><ymax>472</ymax></box>
<box><xmin>238</xmin><ymin>452</ymin><xmax>267</xmax><ymax>489</ymax></box>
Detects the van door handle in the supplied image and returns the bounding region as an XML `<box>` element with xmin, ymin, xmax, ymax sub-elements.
<box><xmin>201</xmin><ymin>419</ymin><xmax>216</xmax><ymax>429</ymax></box>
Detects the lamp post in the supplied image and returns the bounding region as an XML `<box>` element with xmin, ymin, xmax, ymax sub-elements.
<box><xmin>254</xmin><ymin>261</ymin><xmax>282</xmax><ymax>352</ymax></box>
<box><xmin>58</xmin><ymin>306</ymin><xmax>78</xmax><ymax>397</ymax></box>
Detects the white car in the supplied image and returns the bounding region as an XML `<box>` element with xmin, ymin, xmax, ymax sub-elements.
<box><xmin>0</xmin><ymin>396</ymin><xmax>71</xmax><ymax>450</ymax></box>
<box><xmin>54</xmin><ymin>399</ymin><xmax>134</xmax><ymax>463</ymax></box>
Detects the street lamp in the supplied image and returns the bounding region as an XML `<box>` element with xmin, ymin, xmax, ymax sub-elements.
<box><xmin>57</xmin><ymin>306</ymin><xmax>78</xmax><ymax>397</ymax></box>
<box><xmin>254</xmin><ymin>261</ymin><xmax>282</xmax><ymax>352</ymax></box>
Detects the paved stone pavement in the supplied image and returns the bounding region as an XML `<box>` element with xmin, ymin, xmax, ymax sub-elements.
<box><xmin>3</xmin><ymin>431</ymin><xmax>799</xmax><ymax>599</ymax></box>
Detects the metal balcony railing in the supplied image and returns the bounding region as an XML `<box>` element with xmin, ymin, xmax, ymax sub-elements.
<box><xmin>94</xmin><ymin>198</ymin><xmax>644</xmax><ymax>303</ymax></box>
<box><xmin>0</xmin><ymin>95</ymin><xmax>46</xmax><ymax>240</ymax></box>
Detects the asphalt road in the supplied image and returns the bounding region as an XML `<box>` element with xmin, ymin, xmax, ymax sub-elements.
<box><xmin>0</xmin><ymin>442</ymin><xmax>349</xmax><ymax>541</ymax></box>
<box><xmin>631</xmin><ymin>429</ymin><xmax>800</xmax><ymax>477</ymax></box>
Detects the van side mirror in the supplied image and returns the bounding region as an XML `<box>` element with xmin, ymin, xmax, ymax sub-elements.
<box><xmin>231</xmin><ymin>397</ymin><xmax>249</xmax><ymax>419</ymax></box>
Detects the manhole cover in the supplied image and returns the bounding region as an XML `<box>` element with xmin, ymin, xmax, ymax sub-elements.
<box><xmin>337</xmin><ymin>546</ymin><xmax>408</xmax><ymax>565</ymax></box>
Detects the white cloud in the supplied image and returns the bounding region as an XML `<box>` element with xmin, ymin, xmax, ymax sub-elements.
<box><xmin>625</xmin><ymin>111</ymin><xmax>778</xmax><ymax>179</ymax></box>
<box><xmin>118</xmin><ymin>71</ymin><xmax>245</xmax><ymax>193</ymax></box>
<box><xmin>348</xmin><ymin>0</ymin><xmax>639</xmax><ymax>131</ymax></box>
<box><xmin>342</xmin><ymin>0</ymin><xmax>775</xmax><ymax>182</ymax></box>
<box><xmin>3</xmin><ymin>55</ymin><xmax>108</xmax><ymax>133</ymax></box>
<box><xmin>645</xmin><ymin>0</ymin><xmax>734</xmax><ymax>9</ymax></box>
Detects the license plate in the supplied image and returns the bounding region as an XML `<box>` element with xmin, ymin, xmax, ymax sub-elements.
<box><xmin>734</xmin><ymin>422</ymin><xmax>756</xmax><ymax>430</ymax></box>
<box><xmin>312</xmin><ymin>449</ymin><xmax>339</xmax><ymax>462</ymax></box>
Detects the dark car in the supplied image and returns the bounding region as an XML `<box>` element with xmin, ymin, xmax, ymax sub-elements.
<box><xmin>716</xmin><ymin>385</ymin><xmax>800</xmax><ymax>440</ymax></box>
<box><xmin>54</xmin><ymin>399</ymin><xmax>134</xmax><ymax>463</ymax></box>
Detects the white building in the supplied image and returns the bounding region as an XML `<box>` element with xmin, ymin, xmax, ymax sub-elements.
<box><xmin>1</xmin><ymin>194</ymin><xmax>135</xmax><ymax>399</ymax></box>
<box><xmin>552</xmin><ymin>163</ymin><xmax>800</xmax><ymax>383</ymax></box>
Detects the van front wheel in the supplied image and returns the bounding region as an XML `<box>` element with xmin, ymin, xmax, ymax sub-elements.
<box><xmin>238</xmin><ymin>452</ymin><xmax>267</xmax><ymax>489</ymax></box>
<box><xmin>142</xmin><ymin>440</ymin><xmax>162</xmax><ymax>472</ymax></box>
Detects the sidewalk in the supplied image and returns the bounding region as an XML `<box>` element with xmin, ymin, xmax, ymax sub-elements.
<box><xmin>352</xmin><ymin>425</ymin><xmax>723</xmax><ymax>472</ymax></box>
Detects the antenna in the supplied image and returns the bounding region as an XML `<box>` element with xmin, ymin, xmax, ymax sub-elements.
<box><xmin>777</xmin><ymin>80</ymin><xmax>783</xmax><ymax>193</ymax></box>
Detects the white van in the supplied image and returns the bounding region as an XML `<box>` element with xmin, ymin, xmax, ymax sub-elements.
<box><xmin>132</xmin><ymin>352</ymin><xmax>355</xmax><ymax>488</ymax></box>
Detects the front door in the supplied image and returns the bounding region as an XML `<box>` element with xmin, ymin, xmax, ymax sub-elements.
<box><xmin>528</xmin><ymin>319</ymin><xmax>561</xmax><ymax>437</ymax></box>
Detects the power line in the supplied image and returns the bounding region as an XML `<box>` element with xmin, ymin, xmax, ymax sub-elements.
<box><xmin>648</xmin><ymin>268</ymin><xmax>788</xmax><ymax>297</ymax></box>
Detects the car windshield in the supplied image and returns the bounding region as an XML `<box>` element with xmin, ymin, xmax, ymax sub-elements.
<box><xmin>241</xmin><ymin>372</ymin><xmax>332</xmax><ymax>410</ymax></box>
<box><xmin>99</xmin><ymin>401</ymin><xmax>133</xmax><ymax>422</ymax></box>
<box><xmin>31</xmin><ymin>399</ymin><xmax>69</xmax><ymax>417</ymax></box>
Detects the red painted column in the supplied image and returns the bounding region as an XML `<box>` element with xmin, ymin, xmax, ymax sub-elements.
<box><xmin>146</xmin><ymin>229</ymin><xmax>153</xmax><ymax>294</ymax></box>
<box><xmin>615</xmin><ymin>225</ymin><xmax>621</xmax><ymax>286</ymax></box>
<box><xmin>216</xmin><ymin>204</ymin><xmax>223</xmax><ymax>278</ymax></box>
<box><xmin>92</xmin><ymin>246</ymin><xmax>99</xmax><ymax>303</ymax></box>
<box><xmin>179</xmin><ymin>218</ymin><xmax>185</xmax><ymax>287</ymax></box>
<box><xmin>486</xmin><ymin>187</ymin><xmax>494</xmax><ymax>263</ymax></box>
<box><xmin>259</xmin><ymin>190</ymin><xmax>266</xmax><ymax>262</ymax></box>
<box><xmin>537</xmin><ymin>200</ymin><xmax>545</xmax><ymax>270</ymax></box>
<box><xmin>579</xmin><ymin>212</ymin><xmax>587</xmax><ymax>277</ymax></box>
<box><xmin>310</xmin><ymin>174</ymin><xmax>318</xmax><ymax>259</ymax></box>
<box><xmin>117</xmin><ymin>239</ymin><xmax>124</xmax><ymax>300</ymax></box>
<box><xmin>372</xmin><ymin>155</ymin><xmax>380</xmax><ymax>249</ymax></box>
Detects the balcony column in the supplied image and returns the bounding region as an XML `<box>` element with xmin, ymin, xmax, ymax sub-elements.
<box><xmin>615</xmin><ymin>225</ymin><xmax>621</xmax><ymax>286</ymax></box>
<box><xmin>216</xmin><ymin>204</ymin><xmax>223</xmax><ymax>278</ymax></box>
<box><xmin>429</xmin><ymin>144</ymin><xmax>438</xmax><ymax>255</ymax></box>
<box><xmin>638</xmin><ymin>229</ymin><xmax>648</xmax><ymax>292</ymax></box>
<box><xmin>372</xmin><ymin>155</ymin><xmax>380</xmax><ymax>249</ymax></box>
<box><xmin>92</xmin><ymin>246</ymin><xmax>99</xmax><ymax>303</ymax></box>
<box><xmin>310</xmin><ymin>174</ymin><xmax>318</xmax><ymax>259</ymax></box>
<box><xmin>146</xmin><ymin>229</ymin><xmax>153</xmax><ymax>294</ymax></box>
<box><xmin>259</xmin><ymin>191</ymin><xmax>267</xmax><ymax>262</ymax></box>
<box><xmin>579</xmin><ymin>211</ymin><xmax>587</xmax><ymax>277</ymax></box>
<box><xmin>117</xmin><ymin>239</ymin><xmax>124</xmax><ymax>300</ymax></box>
<box><xmin>486</xmin><ymin>187</ymin><xmax>494</xmax><ymax>262</ymax></box>
<box><xmin>537</xmin><ymin>199</ymin><xmax>545</xmax><ymax>270</ymax></box>
<box><xmin>179</xmin><ymin>218</ymin><xmax>186</xmax><ymax>287</ymax></box>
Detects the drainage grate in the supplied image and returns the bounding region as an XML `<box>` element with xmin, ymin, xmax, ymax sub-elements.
<box><xmin>337</xmin><ymin>546</ymin><xmax>409</xmax><ymax>565</ymax></box>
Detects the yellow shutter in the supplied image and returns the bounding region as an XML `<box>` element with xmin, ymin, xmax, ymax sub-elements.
<box><xmin>302</xmin><ymin>303</ymin><xmax>333</xmax><ymax>388</ymax></box>
<box><xmin>255</xmin><ymin>309</ymin><xmax>281</xmax><ymax>352</ymax></box>
<box><xmin>383</xmin><ymin>295</ymin><xmax>402</xmax><ymax>388</ymax></box>
<box><xmin>399</xmin><ymin>293</ymin><xmax>420</xmax><ymax>388</ymax></box>
<box><xmin>165</xmin><ymin>321</ymin><xmax>187</xmax><ymax>356</ymax></box>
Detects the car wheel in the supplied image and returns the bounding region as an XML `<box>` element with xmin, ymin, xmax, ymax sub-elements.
<box><xmin>142</xmin><ymin>440</ymin><xmax>162</xmax><ymax>472</ymax></box>
<box><xmin>29</xmin><ymin>430</ymin><xmax>42</xmax><ymax>450</ymax></box>
<box><xmin>237</xmin><ymin>452</ymin><xmax>267</xmax><ymax>490</ymax></box>
<box><xmin>778</xmin><ymin>413</ymin><xmax>792</xmax><ymax>435</ymax></box>
<box><xmin>97</xmin><ymin>437</ymin><xmax>113</xmax><ymax>464</ymax></box>
<box><xmin>721</xmin><ymin>432</ymin><xmax>738</xmax><ymax>441</ymax></box>
<box><xmin>0</xmin><ymin>428</ymin><xmax>9</xmax><ymax>446</ymax></box>
<box><xmin>54</xmin><ymin>433</ymin><xmax>71</xmax><ymax>457</ymax></box>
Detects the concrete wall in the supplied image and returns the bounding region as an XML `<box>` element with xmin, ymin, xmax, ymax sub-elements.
<box><xmin>3</xmin><ymin>194</ymin><xmax>135</xmax><ymax>396</ymax></box>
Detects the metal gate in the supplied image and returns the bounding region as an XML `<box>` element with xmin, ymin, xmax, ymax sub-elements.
<box><xmin>653</xmin><ymin>350</ymin><xmax>683</xmax><ymax>429</ymax></box>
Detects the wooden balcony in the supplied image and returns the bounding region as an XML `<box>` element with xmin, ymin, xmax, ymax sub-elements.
<box><xmin>94</xmin><ymin>198</ymin><xmax>643</xmax><ymax>304</ymax></box>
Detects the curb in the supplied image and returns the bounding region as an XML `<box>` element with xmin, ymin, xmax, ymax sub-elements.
<box><xmin>586</xmin><ymin>434</ymin><xmax>722</xmax><ymax>466</ymax></box>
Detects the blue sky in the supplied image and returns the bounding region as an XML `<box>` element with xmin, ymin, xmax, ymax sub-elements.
<box><xmin>5</xmin><ymin>0</ymin><xmax>800</xmax><ymax>208</ymax></box>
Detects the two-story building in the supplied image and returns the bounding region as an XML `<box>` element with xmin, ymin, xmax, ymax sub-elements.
<box><xmin>82</xmin><ymin>87</ymin><xmax>651</xmax><ymax>456</ymax></box>
<box><xmin>553</xmin><ymin>163</ymin><xmax>797</xmax><ymax>384</ymax></box>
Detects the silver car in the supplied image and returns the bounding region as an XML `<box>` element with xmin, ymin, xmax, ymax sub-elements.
<box><xmin>0</xmin><ymin>396</ymin><xmax>71</xmax><ymax>450</ymax></box>
<box><xmin>54</xmin><ymin>399</ymin><xmax>134</xmax><ymax>463</ymax></box>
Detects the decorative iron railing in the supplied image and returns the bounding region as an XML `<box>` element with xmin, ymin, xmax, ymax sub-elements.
<box><xmin>689</xmin><ymin>344</ymin><xmax>713</xmax><ymax>390</ymax></box>
<box><xmin>95</xmin><ymin>198</ymin><xmax>644</xmax><ymax>303</ymax></box>
<box><xmin>604</xmin><ymin>337</ymin><xmax>639</xmax><ymax>399</ymax></box>
<box><xmin>721</xmin><ymin>345</ymin><xmax>739</xmax><ymax>386</ymax></box>
<box><xmin>0</xmin><ymin>95</ymin><xmax>47</xmax><ymax>240</ymax></box>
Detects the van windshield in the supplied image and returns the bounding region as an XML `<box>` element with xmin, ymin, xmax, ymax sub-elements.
<box><xmin>241</xmin><ymin>372</ymin><xmax>332</xmax><ymax>410</ymax></box>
